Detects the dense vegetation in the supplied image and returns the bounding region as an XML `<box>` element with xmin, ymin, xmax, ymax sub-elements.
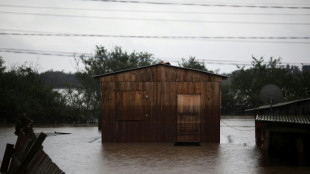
<box><xmin>0</xmin><ymin>46</ymin><xmax>157</xmax><ymax>124</ymax></box>
<box><xmin>0</xmin><ymin>46</ymin><xmax>309</xmax><ymax>124</ymax></box>
<box><xmin>0</xmin><ymin>59</ymin><xmax>68</xmax><ymax>124</ymax></box>
<box><xmin>221</xmin><ymin>57</ymin><xmax>310</xmax><ymax>115</ymax></box>
<box><xmin>40</xmin><ymin>71</ymin><xmax>80</xmax><ymax>88</ymax></box>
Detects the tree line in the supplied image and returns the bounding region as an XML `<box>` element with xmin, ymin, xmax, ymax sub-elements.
<box><xmin>0</xmin><ymin>46</ymin><xmax>309</xmax><ymax>124</ymax></box>
<box><xmin>221</xmin><ymin>57</ymin><xmax>310</xmax><ymax>115</ymax></box>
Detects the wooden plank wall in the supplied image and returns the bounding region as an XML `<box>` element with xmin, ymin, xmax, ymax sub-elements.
<box><xmin>99</xmin><ymin>65</ymin><xmax>222</xmax><ymax>143</ymax></box>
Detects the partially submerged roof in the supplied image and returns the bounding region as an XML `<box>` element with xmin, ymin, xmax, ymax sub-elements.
<box><xmin>256</xmin><ymin>115</ymin><xmax>310</xmax><ymax>125</ymax></box>
<box><xmin>245</xmin><ymin>98</ymin><xmax>310</xmax><ymax>112</ymax></box>
<box><xmin>93</xmin><ymin>63</ymin><xmax>228</xmax><ymax>79</ymax></box>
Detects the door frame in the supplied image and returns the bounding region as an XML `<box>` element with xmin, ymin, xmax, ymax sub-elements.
<box><xmin>176</xmin><ymin>94</ymin><xmax>201</xmax><ymax>142</ymax></box>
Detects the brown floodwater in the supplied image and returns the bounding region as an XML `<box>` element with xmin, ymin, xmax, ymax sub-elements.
<box><xmin>0</xmin><ymin>117</ymin><xmax>309</xmax><ymax>174</ymax></box>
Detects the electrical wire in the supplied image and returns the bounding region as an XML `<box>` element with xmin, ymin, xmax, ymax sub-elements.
<box><xmin>1</xmin><ymin>32</ymin><xmax>310</xmax><ymax>40</ymax></box>
<box><xmin>1</xmin><ymin>4</ymin><xmax>309</xmax><ymax>16</ymax></box>
<box><xmin>221</xmin><ymin>120</ymin><xmax>255</xmax><ymax>131</ymax></box>
<box><xmin>84</xmin><ymin>0</ymin><xmax>310</xmax><ymax>9</ymax></box>
<box><xmin>1</xmin><ymin>11</ymin><xmax>310</xmax><ymax>25</ymax></box>
<box><xmin>1</xmin><ymin>47</ymin><xmax>309</xmax><ymax>66</ymax></box>
<box><xmin>162</xmin><ymin>58</ymin><xmax>309</xmax><ymax>66</ymax></box>
<box><xmin>0</xmin><ymin>28</ymin><xmax>57</xmax><ymax>34</ymax></box>
<box><xmin>1</xmin><ymin>31</ymin><xmax>310</xmax><ymax>44</ymax></box>
<box><xmin>1</xmin><ymin>28</ymin><xmax>310</xmax><ymax>44</ymax></box>
<box><xmin>0</xmin><ymin>48</ymin><xmax>92</xmax><ymax>57</ymax></box>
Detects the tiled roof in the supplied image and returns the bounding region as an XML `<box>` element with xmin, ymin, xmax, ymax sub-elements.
<box><xmin>256</xmin><ymin>115</ymin><xmax>310</xmax><ymax>125</ymax></box>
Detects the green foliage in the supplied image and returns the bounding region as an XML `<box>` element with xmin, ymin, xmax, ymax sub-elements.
<box><xmin>221</xmin><ymin>83</ymin><xmax>241</xmax><ymax>115</ymax></box>
<box><xmin>0</xmin><ymin>58</ymin><xmax>69</xmax><ymax>123</ymax></box>
<box><xmin>221</xmin><ymin>57</ymin><xmax>310</xmax><ymax>115</ymax></box>
<box><xmin>40</xmin><ymin>71</ymin><xmax>80</xmax><ymax>88</ymax></box>
<box><xmin>2</xmin><ymin>50</ymin><xmax>308</xmax><ymax>120</ymax></box>
<box><xmin>0</xmin><ymin>57</ymin><xmax>5</xmax><ymax>73</ymax></box>
<box><xmin>178</xmin><ymin>57</ymin><xmax>211</xmax><ymax>72</ymax></box>
<box><xmin>79</xmin><ymin>46</ymin><xmax>156</xmax><ymax>75</ymax></box>
<box><xmin>72</xmin><ymin>46</ymin><xmax>157</xmax><ymax>121</ymax></box>
<box><xmin>0</xmin><ymin>47</ymin><xmax>158</xmax><ymax>124</ymax></box>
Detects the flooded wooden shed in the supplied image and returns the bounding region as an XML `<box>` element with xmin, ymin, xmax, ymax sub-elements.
<box><xmin>94</xmin><ymin>64</ymin><xmax>227</xmax><ymax>143</ymax></box>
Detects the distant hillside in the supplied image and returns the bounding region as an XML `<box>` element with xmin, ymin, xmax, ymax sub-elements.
<box><xmin>40</xmin><ymin>71</ymin><xmax>81</xmax><ymax>88</ymax></box>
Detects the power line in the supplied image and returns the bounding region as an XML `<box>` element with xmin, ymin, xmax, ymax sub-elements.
<box><xmin>1</xmin><ymin>32</ymin><xmax>310</xmax><ymax>44</ymax></box>
<box><xmin>1</xmin><ymin>4</ymin><xmax>309</xmax><ymax>16</ymax></box>
<box><xmin>1</xmin><ymin>32</ymin><xmax>309</xmax><ymax>40</ymax></box>
<box><xmin>167</xmin><ymin>60</ymin><xmax>252</xmax><ymax>66</ymax></box>
<box><xmin>0</xmin><ymin>48</ymin><xmax>92</xmax><ymax>57</ymax></box>
<box><xmin>166</xmin><ymin>59</ymin><xmax>253</xmax><ymax>66</ymax></box>
<box><xmin>221</xmin><ymin>120</ymin><xmax>255</xmax><ymax>131</ymax></box>
<box><xmin>0</xmin><ymin>48</ymin><xmax>250</xmax><ymax>66</ymax></box>
<box><xmin>1</xmin><ymin>11</ymin><xmax>310</xmax><ymax>25</ymax></box>
<box><xmin>164</xmin><ymin>58</ymin><xmax>308</xmax><ymax>66</ymax></box>
<box><xmin>0</xmin><ymin>28</ymin><xmax>56</xmax><ymax>34</ymax></box>
<box><xmin>1</xmin><ymin>47</ymin><xmax>309</xmax><ymax>66</ymax></box>
<box><xmin>1</xmin><ymin>27</ymin><xmax>310</xmax><ymax>44</ymax></box>
<box><xmin>85</xmin><ymin>0</ymin><xmax>310</xmax><ymax>9</ymax></box>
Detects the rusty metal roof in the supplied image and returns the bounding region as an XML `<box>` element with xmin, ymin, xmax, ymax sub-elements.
<box><xmin>256</xmin><ymin>115</ymin><xmax>310</xmax><ymax>125</ymax></box>
<box><xmin>93</xmin><ymin>63</ymin><xmax>228</xmax><ymax>79</ymax></box>
<box><xmin>245</xmin><ymin>98</ymin><xmax>310</xmax><ymax>112</ymax></box>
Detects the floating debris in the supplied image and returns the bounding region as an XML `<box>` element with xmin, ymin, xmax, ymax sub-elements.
<box><xmin>88</xmin><ymin>137</ymin><xmax>100</xmax><ymax>143</ymax></box>
<box><xmin>41</xmin><ymin>131</ymin><xmax>72</xmax><ymax>137</ymax></box>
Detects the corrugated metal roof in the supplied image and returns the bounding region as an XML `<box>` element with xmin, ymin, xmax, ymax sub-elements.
<box><xmin>92</xmin><ymin>64</ymin><xmax>228</xmax><ymax>79</ymax></box>
<box><xmin>256</xmin><ymin>115</ymin><xmax>310</xmax><ymax>125</ymax></box>
<box><xmin>245</xmin><ymin>98</ymin><xmax>310</xmax><ymax>112</ymax></box>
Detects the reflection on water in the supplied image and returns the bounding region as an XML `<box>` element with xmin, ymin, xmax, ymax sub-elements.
<box><xmin>0</xmin><ymin>117</ymin><xmax>309</xmax><ymax>174</ymax></box>
<box><xmin>100</xmin><ymin>143</ymin><xmax>220</xmax><ymax>174</ymax></box>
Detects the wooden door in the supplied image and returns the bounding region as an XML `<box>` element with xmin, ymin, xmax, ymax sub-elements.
<box><xmin>177</xmin><ymin>94</ymin><xmax>201</xmax><ymax>142</ymax></box>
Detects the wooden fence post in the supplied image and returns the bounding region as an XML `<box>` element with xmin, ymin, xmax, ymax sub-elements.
<box><xmin>0</xmin><ymin>144</ymin><xmax>15</xmax><ymax>173</ymax></box>
<box><xmin>11</xmin><ymin>133</ymin><xmax>47</xmax><ymax>174</ymax></box>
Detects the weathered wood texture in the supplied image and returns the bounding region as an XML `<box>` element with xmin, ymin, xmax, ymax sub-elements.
<box><xmin>1</xmin><ymin>129</ymin><xmax>64</xmax><ymax>174</ymax></box>
<box><xmin>177</xmin><ymin>94</ymin><xmax>201</xmax><ymax>142</ymax></box>
<box><xmin>0</xmin><ymin>144</ymin><xmax>14</xmax><ymax>173</ymax></box>
<box><xmin>1</xmin><ymin>132</ymin><xmax>64</xmax><ymax>174</ymax></box>
<box><xmin>98</xmin><ymin>65</ymin><xmax>223</xmax><ymax>143</ymax></box>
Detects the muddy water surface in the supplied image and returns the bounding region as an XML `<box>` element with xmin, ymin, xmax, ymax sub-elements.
<box><xmin>1</xmin><ymin>117</ymin><xmax>309</xmax><ymax>174</ymax></box>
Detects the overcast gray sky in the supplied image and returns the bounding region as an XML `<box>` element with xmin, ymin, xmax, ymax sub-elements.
<box><xmin>0</xmin><ymin>0</ymin><xmax>309</xmax><ymax>73</ymax></box>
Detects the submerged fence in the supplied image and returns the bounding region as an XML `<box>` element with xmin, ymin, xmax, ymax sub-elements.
<box><xmin>0</xmin><ymin>116</ymin><xmax>64</xmax><ymax>174</ymax></box>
